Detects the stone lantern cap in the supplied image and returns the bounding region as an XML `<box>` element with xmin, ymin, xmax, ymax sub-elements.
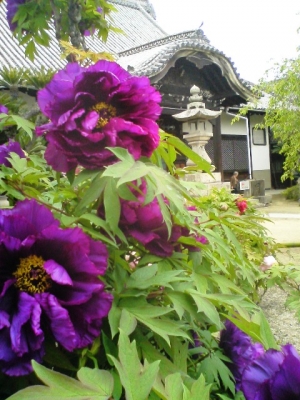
<box><xmin>173</xmin><ymin>85</ymin><xmax>222</xmax><ymax>121</ymax></box>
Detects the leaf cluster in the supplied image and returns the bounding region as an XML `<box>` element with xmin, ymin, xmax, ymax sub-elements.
<box><xmin>9</xmin><ymin>0</ymin><xmax>119</xmax><ymax>60</ymax></box>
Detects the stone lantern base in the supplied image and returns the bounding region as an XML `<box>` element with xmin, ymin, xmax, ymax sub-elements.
<box><xmin>183</xmin><ymin>172</ymin><xmax>231</xmax><ymax>195</ymax></box>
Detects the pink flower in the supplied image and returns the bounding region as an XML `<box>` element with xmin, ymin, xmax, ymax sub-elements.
<box><xmin>260</xmin><ymin>255</ymin><xmax>277</xmax><ymax>272</ymax></box>
<box><xmin>236</xmin><ymin>198</ymin><xmax>248</xmax><ymax>214</ymax></box>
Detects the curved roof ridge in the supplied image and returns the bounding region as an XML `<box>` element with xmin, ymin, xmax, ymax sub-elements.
<box><xmin>118</xmin><ymin>29</ymin><xmax>210</xmax><ymax>56</ymax></box>
<box><xmin>118</xmin><ymin>38</ymin><xmax>253</xmax><ymax>100</ymax></box>
<box><xmin>109</xmin><ymin>0</ymin><xmax>140</xmax><ymax>10</ymax></box>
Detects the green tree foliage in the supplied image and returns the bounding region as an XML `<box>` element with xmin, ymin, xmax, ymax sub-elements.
<box><xmin>238</xmin><ymin>56</ymin><xmax>300</xmax><ymax>181</ymax></box>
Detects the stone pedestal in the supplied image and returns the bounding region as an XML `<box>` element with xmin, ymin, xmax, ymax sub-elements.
<box><xmin>184</xmin><ymin>172</ymin><xmax>231</xmax><ymax>195</ymax></box>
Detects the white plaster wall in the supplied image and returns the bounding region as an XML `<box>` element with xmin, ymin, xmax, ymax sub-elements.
<box><xmin>220</xmin><ymin>113</ymin><xmax>247</xmax><ymax>135</ymax></box>
<box><xmin>249</xmin><ymin>114</ymin><xmax>270</xmax><ymax>171</ymax></box>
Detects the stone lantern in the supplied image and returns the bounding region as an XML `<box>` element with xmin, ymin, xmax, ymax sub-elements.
<box><xmin>172</xmin><ymin>85</ymin><xmax>221</xmax><ymax>166</ymax></box>
<box><xmin>173</xmin><ymin>86</ymin><xmax>230</xmax><ymax>192</ymax></box>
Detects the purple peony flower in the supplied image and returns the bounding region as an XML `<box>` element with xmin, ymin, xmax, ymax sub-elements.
<box><xmin>0</xmin><ymin>141</ymin><xmax>25</xmax><ymax>167</ymax></box>
<box><xmin>0</xmin><ymin>199</ymin><xmax>112</xmax><ymax>376</ymax></box>
<box><xmin>242</xmin><ymin>344</ymin><xmax>300</xmax><ymax>400</ymax></box>
<box><xmin>219</xmin><ymin>320</ymin><xmax>264</xmax><ymax>390</ymax></box>
<box><xmin>36</xmin><ymin>61</ymin><xmax>161</xmax><ymax>172</ymax></box>
<box><xmin>6</xmin><ymin>0</ymin><xmax>27</xmax><ymax>31</ymax></box>
<box><xmin>98</xmin><ymin>180</ymin><xmax>187</xmax><ymax>258</ymax></box>
<box><xmin>0</xmin><ymin>104</ymin><xmax>9</xmax><ymax>115</ymax></box>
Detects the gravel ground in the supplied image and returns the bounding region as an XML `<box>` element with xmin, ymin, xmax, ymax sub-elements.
<box><xmin>259</xmin><ymin>247</ymin><xmax>300</xmax><ymax>351</ymax></box>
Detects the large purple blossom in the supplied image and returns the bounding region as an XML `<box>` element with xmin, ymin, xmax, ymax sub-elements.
<box><xmin>0</xmin><ymin>199</ymin><xmax>112</xmax><ymax>376</ymax></box>
<box><xmin>242</xmin><ymin>344</ymin><xmax>300</xmax><ymax>400</ymax></box>
<box><xmin>6</xmin><ymin>0</ymin><xmax>27</xmax><ymax>31</ymax></box>
<box><xmin>0</xmin><ymin>141</ymin><xmax>25</xmax><ymax>167</ymax></box>
<box><xmin>219</xmin><ymin>320</ymin><xmax>264</xmax><ymax>390</ymax></box>
<box><xmin>220</xmin><ymin>320</ymin><xmax>300</xmax><ymax>399</ymax></box>
<box><xmin>36</xmin><ymin>61</ymin><xmax>161</xmax><ymax>172</ymax></box>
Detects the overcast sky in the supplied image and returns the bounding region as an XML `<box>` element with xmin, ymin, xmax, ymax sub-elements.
<box><xmin>150</xmin><ymin>0</ymin><xmax>300</xmax><ymax>83</ymax></box>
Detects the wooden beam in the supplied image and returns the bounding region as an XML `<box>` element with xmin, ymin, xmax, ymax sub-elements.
<box><xmin>213</xmin><ymin>115</ymin><xmax>223</xmax><ymax>180</ymax></box>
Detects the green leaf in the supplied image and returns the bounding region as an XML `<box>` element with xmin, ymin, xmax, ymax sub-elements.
<box><xmin>117</xmin><ymin>161</ymin><xmax>149</xmax><ymax>186</ymax></box>
<box><xmin>165</xmin><ymin>373</ymin><xmax>183</xmax><ymax>400</ymax></box>
<box><xmin>109</xmin><ymin>330</ymin><xmax>160</xmax><ymax>400</ymax></box>
<box><xmin>108</xmin><ymin>301</ymin><xmax>122</xmax><ymax>338</ymax></box>
<box><xmin>75</xmin><ymin>172</ymin><xmax>105</xmax><ymax>213</ymax></box>
<box><xmin>184</xmin><ymin>375</ymin><xmax>211</xmax><ymax>400</ymax></box>
<box><xmin>66</xmin><ymin>169</ymin><xmax>75</xmax><ymax>185</ymax></box>
<box><xmin>189</xmin><ymin>291</ymin><xmax>222</xmax><ymax>328</ymax></box>
<box><xmin>73</xmin><ymin>169</ymin><xmax>102</xmax><ymax>186</ymax></box>
<box><xmin>126</xmin><ymin>264</ymin><xmax>184</xmax><ymax>290</ymax></box>
<box><xmin>119</xmin><ymin>308</ymin><xmax>137</xmax><ymax>336</ymax></box>
<box><xmin>166</xmin><ymin>291</ymin><xmax>198</xmax><ymax>320</ymax></box>
<box><xmin>106</xmin><ymin>146</ymin><xmax>135</xmax><ymax>162</ymax></box>
<box><xmin>135</xmin><ymin>331</ymin><xmax>179</xmax><ymax>378</ymax></box>
<box><xmin>77</xmin><ymin>368</ymin><xmax>114</xmax><ymax>396</ymax></box>
<box><xmin>162</xmin><ymin>134</ymin><xmax>212</xmax><ymax>173</ymax></box>
<box><xmin>7</xmin><ymin>361</ymin><xmax>114</xmax><ymax>400</ymax></box>
<box><xmin>25</xmin><ymin>40</ymin><xmax>36</xmax><ymax>62</ymax></box>
<box><xmin>104</xmin><ymin>178</ymin><xmax>121</xmax><ymax>233</ymax></box>
<box><xmin>253</xmin><ymin>311</ymin><xmax>278</xmax><ymax>349</ymax></box>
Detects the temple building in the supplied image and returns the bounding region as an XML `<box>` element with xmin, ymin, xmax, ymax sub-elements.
<box><xmin>0</xmin><ymin>0</ymin><xmax>276</xmax><ymax>188</ymax></box>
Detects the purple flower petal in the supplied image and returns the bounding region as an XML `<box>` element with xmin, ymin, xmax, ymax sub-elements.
<box><xmin>35</xmin><ymin>292</ymin><xmax>77</xmax><ymax>351</ymax></box>
<box><xmin>0</xmin><ymin>104</ymin><xmax>8</xmax><ymax>114</ymax></box>
<box><xmin>270</xmin><ymin>345</ymin><xmax>300</xmax><ymax>400</ymax></box>
<box><xmin>0</xmin><ymin>140</ymin><xmax>25</xmax><ymax>167</ymax></box>
<box><xmin>36</xmin><ymin>61</ymin><xmax>161</xmax><ymax>172</ymax></box>
<box><xmin>43</xmin><ymin>260</ymin><xmax>73</xmax><ymax>286</ymax></box>
<box><xmin>242</xmin><ymin>349</ymin><xmax>284</xmax><ymax>400</ymax></box>
<box><xmin>0</xmin><ymin>199</ymin><xmax>111</xmax><ymax>375</ymax></box>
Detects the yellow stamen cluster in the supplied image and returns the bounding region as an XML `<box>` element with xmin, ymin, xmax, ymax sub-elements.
<box><xmin>91</xmin><ymin>102</ymin><xmax>116</xmax><ymax>128</ymax></box>
<box><xmin>13</xmin><ymin>255</ymin><xmax>51</xmax><ymax>294</ymax></box>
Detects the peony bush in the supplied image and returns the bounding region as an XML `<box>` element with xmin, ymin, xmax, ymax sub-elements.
<box><xmin>0</xmin><ymin>1</ymin><xmax>299</xmax><ymax>399</ymax></box>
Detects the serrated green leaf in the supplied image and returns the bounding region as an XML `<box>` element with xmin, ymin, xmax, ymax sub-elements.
<box><xmin>75</xmin><ymin>173</ymin><xmax>105</xmax><ymax>213</ymax></box>
<box><xmin>117</xmin><ymin>161</ymin><xmax>149</xmax><ymax>187</ymax></box>
<box><xmin>7</xmin><ymin>361</ymin><xmax>114</xmax><ymax>400</ymax></box>
<box><xmin>104</xmin><ymin>178</ymin><xmax>120</xmax><ymax>232</ymax></box>
<box><xmin>73</xmin><ymin>168</ymin><xmax>102</xmax><ymax>186</ymax></box>
<box><xmin>187</xmin><ymin>374</ymin><xmax>211</xmax><ymax>400</ymax></box>
<box><xmin>25</xmin><ymin>40</ymin><xmax>36</xmax><ymax>62</ymax></box>
<box><xmin>165</xmin><ymin>373</ymin><xmax>183</xmax><ymax>400</ymax></box>
<box><xmin>106</xmin><ymin>146</ymin><xmax>135</xmax><ymax>162</ymax></box>
<box><xmin>109</xmin><ymin>330</ymin><xmax>160</xmax><ymax>400</ymax></box>
<box><xmin>166</xmin><ymin>291</ymin><xmax>198</xmax><ymax>320</ymax></box>
<box><xmin>108</xmin><ymin>301</ymin><xmax>122</xmax><ymax>338</ymax></box>
<box><xmin>66</xmin><ymin>169</ymin><xmax>75</xmax><ymax>184</ymax></box>
<box><xmin>77</xmin><ymin>368</ymin><xmax>114</xmax><ymax>395</ymax></box>
<box><xmin>127</xmin><ymin>265</ymin><xmax>184</xmax><ymax>290</ymax></box>
<box><xmin>162</xmin><ymin>134</ymin><xmax>212</xmax><ymax>173</ymax></box>
<box><xmin>119</xmin><ymin>308</ymin><xmax>137</xmax><ymax>335</ymax></box>
<box><xmin>189</xmin><ymin>291</ymin><xmax>222</xmax><ymax>328</ymax></box>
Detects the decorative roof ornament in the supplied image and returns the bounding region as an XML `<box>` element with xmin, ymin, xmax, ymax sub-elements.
<box><xmin>136</xmin><ymin>0</ymin><xmax>156</xmax><ymax>19</ymax></box>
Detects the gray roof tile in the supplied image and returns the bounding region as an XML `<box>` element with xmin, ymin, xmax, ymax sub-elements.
<box><xmin>0</xmin><ymin>0</ymin><xmax>166</xmax><ymax>71</ymax></box>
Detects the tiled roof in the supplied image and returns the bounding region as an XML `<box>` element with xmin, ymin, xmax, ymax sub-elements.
<box><xmin>117</xmin><ymin>30</ymin><xmax>253</xmax><ymax>100</ymax></box>
<box><xmin>0</xmin><ymin>0</ymin><xmax>166</xmax><ymax>71</ymax></box>
<box><xmin>0</xmin><ymin>0</ymin><xmax>253</xmax><ymax>101</ymax></box>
